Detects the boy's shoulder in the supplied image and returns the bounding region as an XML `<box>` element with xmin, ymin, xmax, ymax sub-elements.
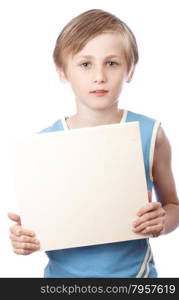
<box><xmin>127</xmin><ymin>110</ymin><xmax>161</xmax><ymax>144</ymax></box>
<box><xmin>128</xmin><ymin>110</ymin><xmax>158</xmax><ymax>124</ymax></box>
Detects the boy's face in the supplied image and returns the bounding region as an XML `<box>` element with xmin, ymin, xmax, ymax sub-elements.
<box><xmin>58</xmin><ymin>32</ymin><xmax>134</xmax><ymax>111</ymax></box>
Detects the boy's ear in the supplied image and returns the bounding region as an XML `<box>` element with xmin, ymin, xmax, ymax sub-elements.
<box><xmin>126</xmin><ymin>66</ymin><xmax>135</xmax><ymax>83</ymax></box>
<box><xmin>56</xmin><ymin>66</ymin><xmax>68</xmax><ymax>83</ymax></box>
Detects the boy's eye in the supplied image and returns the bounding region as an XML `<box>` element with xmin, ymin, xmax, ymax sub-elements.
<box><xmin>106</xmin><ymin>61</ymin><xmax>119</xmax><ymax>66</ymax></box>
<box><xmin>80</xmin><ymin>62</ymin><xmax>91</xmax><ymax>68</ymax></box>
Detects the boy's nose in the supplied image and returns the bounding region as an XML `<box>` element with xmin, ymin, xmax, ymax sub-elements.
<box><xmin>93</xmin><ymin>68</ymin><xmax>107</xmax><ymax>83</ymax></box>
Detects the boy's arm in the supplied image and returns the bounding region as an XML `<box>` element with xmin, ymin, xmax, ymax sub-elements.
<box><xmin>152</xmin><ymin>125</ymin><xmax>179</xmax><ymax>234</ymax></box>
<box><xmin>133</xmin><ymin>125</ymin><xmax>179</xmax><ymax>236</ymax></box>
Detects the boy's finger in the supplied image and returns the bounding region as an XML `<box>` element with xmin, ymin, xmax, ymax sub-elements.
<box><xmin>13</xmin><ymin>249</ymin><xmax>34</xmax><ymax>255</ymax></box>
<box><xmin>133</xmin><ymin>217</ymin><xmax>160</xmax><ymax>231</ymax></box>
<box><xmin>17</xmin><ymin>228</ymin><xmax>35</xmax><ymax>237</ymax></box>
<box><xmin>8</xmin><ymin>212</ymin><xmax>21</xmax><ymax>225</ymax></box>
<box><xmin>10</xmin><ymin>224</ymin><xmax>35</xmax><ymax>237</ymax></box>
<box><xmin>10</xmin><ymin>224</ymin><xmax>21</xmax><ymax>235</ymax></box>
<box><xmin>137</xmin><ymin>202</ymin><xmax>161</xmax><ymax>216</ymax></box>
<box><xmin>12</xmin><ymin>241</ymin><xmax>40</xmax><ymax>251</ymax></box>
<box><xmin>9</xmin><ymin>233</ymin><xmax>40</xmax><ymax>244</ymax></box>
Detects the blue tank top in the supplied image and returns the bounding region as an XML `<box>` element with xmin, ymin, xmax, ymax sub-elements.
<box><xmin>38</xmin><ymin>109</ymin><xmax>161</xmax><ymax>278</ymax></box>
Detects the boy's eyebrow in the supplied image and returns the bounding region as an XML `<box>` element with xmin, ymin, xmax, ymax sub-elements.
<box><xmin>77</xmin><ymin>55</ymin><xmax>122</xmax><ymax>60</ymax></box>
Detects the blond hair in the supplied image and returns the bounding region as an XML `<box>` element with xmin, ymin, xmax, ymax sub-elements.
<box><xmin>53</xmin><ymin>9</ymin><xmax>138</xmax><ymax>74</ymax></box>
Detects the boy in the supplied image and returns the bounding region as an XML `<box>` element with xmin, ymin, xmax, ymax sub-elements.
<box><xmin>8</xmin><ymin>9</ymin><xmax>179</xmax><ymax>277</ymax></box>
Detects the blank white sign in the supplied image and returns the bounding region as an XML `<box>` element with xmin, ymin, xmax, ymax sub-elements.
<box><xmin>13</xmin><ymin>121</ymin><xmax>150</xmax><ymax>251</ymax></box>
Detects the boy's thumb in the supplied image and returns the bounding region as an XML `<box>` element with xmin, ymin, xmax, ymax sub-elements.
<box><xmin>7</xmin><ymin>212</ymin><xmax>21</xmax><ymax>225</ymax></box>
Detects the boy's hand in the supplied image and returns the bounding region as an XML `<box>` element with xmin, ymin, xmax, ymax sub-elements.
<box><xmin>8</xmin><ymin>212</ymin><xmax>40</xmax><ymax>255</ymax></box>
<box><xmin>132</xmin><ymin>191</ymin><xmax>166</xmax><ymax>237</ymax></box>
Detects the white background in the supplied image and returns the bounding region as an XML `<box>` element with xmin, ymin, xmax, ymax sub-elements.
<box><xmin>0</xmin><ymin>0</ymin><xmax>178</xmax><ymax>277</ymax></box>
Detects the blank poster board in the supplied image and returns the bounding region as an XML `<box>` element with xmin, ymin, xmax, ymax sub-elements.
<box><xmin>13</xmin><ymin>121</ymin><xmax>150</xmax><ymax>251</ymax></box>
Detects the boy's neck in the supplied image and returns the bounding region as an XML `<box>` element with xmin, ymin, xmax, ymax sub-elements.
<box><xmin>66</xmin><ymin>108</ymin><xmax>124</xmax><ymax>129</ymax></box>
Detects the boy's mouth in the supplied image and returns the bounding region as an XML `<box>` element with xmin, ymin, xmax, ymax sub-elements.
<box><xmin>90</xmin><ymin>90</ymin><xmax>108</xmax><ymax>96</ymax></box>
